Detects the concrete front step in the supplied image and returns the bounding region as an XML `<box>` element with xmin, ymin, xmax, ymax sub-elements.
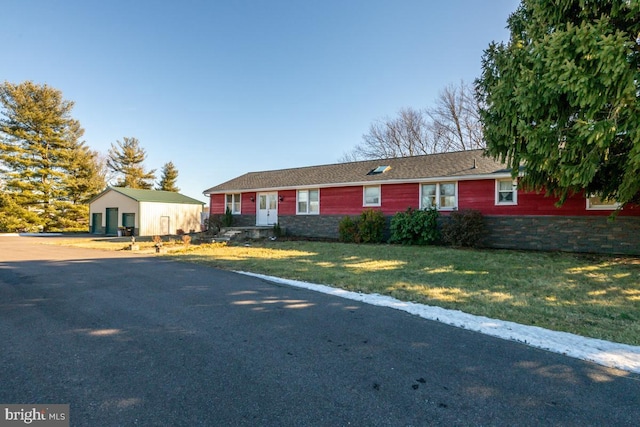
<box><xmin>214</xmin><ymin>226</ymin><xmax>280</xmax><ymax>242</ymax></box>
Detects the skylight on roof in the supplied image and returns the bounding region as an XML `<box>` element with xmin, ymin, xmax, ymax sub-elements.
<box><xmin>368</xmin><ymin>165</ymin><xmax>391</xmax><ymax>175</ymax></box>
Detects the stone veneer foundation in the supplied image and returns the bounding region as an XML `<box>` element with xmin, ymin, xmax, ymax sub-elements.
<box><xmin>228</xmin><ymin>214</ymin><xmax>639</xmax><ymax>255</ymax></box>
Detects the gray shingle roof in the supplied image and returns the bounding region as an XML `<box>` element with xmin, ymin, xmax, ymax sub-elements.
<box><xmin>204</xmin><ymin>149</ymin><xmax>511</xmax><ymax>194</ymax></box>
<box><xmin>93</xmin><ymin>187</ymin><xmax>204</xmax><ymax>204</ymax></box>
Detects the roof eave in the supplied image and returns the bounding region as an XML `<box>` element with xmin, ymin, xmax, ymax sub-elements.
<box><xmin>88</xmin><ymin>186</ymin><xmax>140</xmax><ymax>203</ymax></box>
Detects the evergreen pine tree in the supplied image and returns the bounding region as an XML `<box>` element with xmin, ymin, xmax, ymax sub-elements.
<box><xmin>107</xmin><ymin>137</ymin><xmax>156</xmax><ymax>189</ymax></box>
<box><xmin>0</xmin><ymin>81</ymin><xmax>104</xmax><ymax>232</ymax></box>
<box><xmin>476</xmin><ymin>0</ymin><xmax>640</xmax><ymax>206</ymax></box>
<box><xmin>156</xmin><ymin>161</ymin><xmax>180</xmax><ymax>192</ymax></box>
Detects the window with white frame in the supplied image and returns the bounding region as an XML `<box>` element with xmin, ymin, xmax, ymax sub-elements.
<box><xmin>586</xmin><ymin>195</ymin><xmax>620</xmax><ymax>210</ymax></box>
<box><xmin>496</xmin><ymin>179</ymin><xmax>518</xmax><ymax>205</ymax></box>
<box><xmin>297</xmin><ymin>189</ymin><xmax>319</xmax><ymax>214</ymax></box>
<box><xmin>363</xmin><ymin>185</ymin><xmax>381</xmax><ymax>206</ymax></box>
<box><xmin>225</xmin><ymin>193</ymin><xmax>241</xmax><ymax>214</ymax></box>
<box><xmin>421</xmin><ymin>182</ymin><xmax>457</xmax><ymax>210</ymax></box>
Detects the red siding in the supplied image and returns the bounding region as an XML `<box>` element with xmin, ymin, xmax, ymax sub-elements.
<box><xmin>210</xmin><ymin>194</ymin><xmax>224</xmax><ymax>215</ymax></box>
<box><xmin>458</xmin><ymin>180</ymin><xmax>493</xmax><ymax>212</ymax></box>
<box><xmin>210</xmin><ymin>193</ymin><xmax>257</xmax><ymax>215</ymax></box>
<box><xmin>210</xmin><ymin>191</ymin><xmax>294</xmax><ymax>216</ymax></box>
<box><xmin>209</xmin><ymin>179</ymin><xmax>639</xmax><ymax>217</ymax></box>
<box><xmin>241</xmin><ymin>192</ymin><xmax>256</xmax><ymax>215</ymax></box>
<box><xmin>278</xmin><ymin>190</ymin><xmax>297</xmax><ymax>215</ymax></box>
<box><xmin>459</xmin><ymin>180</ymin><xmax>639</xmax><ymax>216</ymax></box>
<box><xmin>321</xmin><ymin>187</ymin><xmax>363</xmax><ymax>215</ymax></box>
<box><xmin>381</xmin><ymin>183</ymin><xmax>420</xmax><ymax>214</ymax></box>
<box><xmin>320</xmin><ymin>183</ymin><xmax>419</xmax><ymax>215</ymax></box>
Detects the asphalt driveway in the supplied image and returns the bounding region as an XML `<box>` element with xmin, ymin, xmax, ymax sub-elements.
<box><xmin>1</xmin><ymin>236</ymin><xmax>639</xmax><ymax>426</ymax></box>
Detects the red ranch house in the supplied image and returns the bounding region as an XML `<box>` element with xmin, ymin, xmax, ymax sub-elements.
<box><xmin>203</xmin><ymin>149</ymin><xmax>639</xmax><ymax>254</ymax></box>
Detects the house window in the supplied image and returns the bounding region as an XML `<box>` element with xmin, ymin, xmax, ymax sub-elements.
<box><xmin>496</xmin><ymin>179</ymin><xmax>518</xmax><ymax>205</ymax></box>
<box><xmin>439</xmin><ymin>183</ymin><xmax>456</xmax><ymax>209</ymax></box>
<box><xmin>422</xmin><ymin>184</ymin><xmax>437</xmax><ymax>209</ymax></box>
<box><xmin>421</xmin><ymin>182</ymin><xmax>457</xmax><ymax>210</ymax></box>
<box><xmin>363</xmin><ymin>185</ymin><xmax>381</xmax><ymax>206</ymax></box>
<box><xmin>225</xmin><ymin>193</ymin><xmax>241</xmax><ymax>214</ymax></box>
<box><xmin>586</xmin><ymin>195</ymin><xmax>620</xmax><ymax>210</ymax></box>
<box><xmin>297</xmin><ymin>189</ymin><xmax>319</xmax><ymax>214</ymax></box>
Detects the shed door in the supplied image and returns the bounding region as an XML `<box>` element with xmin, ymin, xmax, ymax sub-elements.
<box><xmin>91</xmin><ymin>213</ymin><xmax>102</xmax><ymax>234</ymax></box>
<box><xmin>160</xmin><ymin>216</ymin><xmax>170</xmax><ymax>235</ymax></box>
<box><xmin>105</xmin><ymin>208</ymin><xmax>118</xmax><ymax>235</ymax></box>
<box><xmin>122</xmin><ymin>213</ymin><xmax>135</xmax><ymax>227</ymax></box>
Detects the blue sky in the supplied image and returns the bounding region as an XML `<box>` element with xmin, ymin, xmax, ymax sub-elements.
<box><xmin>3</xmin><ymin>0</ymin><xmax>519</xmax><ymax>202</ymax></box>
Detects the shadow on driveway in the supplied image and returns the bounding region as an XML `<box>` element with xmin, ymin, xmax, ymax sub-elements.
<box><xmin>1</xmin><ymin>238</ymin><xmax>639</xmax><ymax>426</ymax></box>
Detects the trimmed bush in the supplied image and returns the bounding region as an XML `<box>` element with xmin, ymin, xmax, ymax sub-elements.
<box><xmin>338</xmin><ymin>216</ymin><xmax>360</xmax><ymax>243</ymax></box>
<box><xmin>338</xmin><ymin>209</ymin><xmax>386</xmax><ymax>243</ymax></box>
<box><xmin>441</xmin><ymin>209</ymin><xmax>486</xmax><ymax>248</ymax></box>
<box><xmin>358</xmin><ymin>209</ymin><xmax>386</xmax><ymax>243</ymax></box>
<box><xmin>390</xmin><ymin>207</ymin><xmax>440</xmax><ymax>245</ymax></box>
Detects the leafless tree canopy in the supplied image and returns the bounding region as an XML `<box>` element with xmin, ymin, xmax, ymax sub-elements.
<box><xmin>348</xmin><ymin>107</ymin><xmax>432</xmax><ymax>160</ymax></box>
<box><xmin>340</xmin><ymin>81</ymin><xmax>484</xmax><ymax>161</ymax></box>
<box><xmin>428</xmin><ymin>81</ymin><xmax>484</xmax><ymax>152</ymax></box>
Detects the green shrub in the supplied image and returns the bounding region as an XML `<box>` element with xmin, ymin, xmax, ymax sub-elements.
<box><xmin>222</xmin><ymin>207</ymin><xmax>234</xmax><ymax>227</ymax></box>
<box><xmin>441</xmin><ymin>209</ymin><xmax>486</xmax><ymax>248</ymax></box>
<box><xmin>272</xmin><ymin>222</ymin><xmax>283</xmax><ymax>238</ymax></box>
<box><xmin>338</xmin><ymin>209</ymin><xmax>387</xmax><ymax>243</ymax></box>
<box><xmin>390</xmin><ymin>207</ymin><xmax>440</xmax><ymax>245</ymax></box>
<box><xmin>358</xmin><ymin>209</ymin><xmax>386</xmax><ymax>243</ymax></box>
<box><xmin>338</xmin><ymin>216</ymin><xmax>359</xmax><ymax>243</ymax></box>
<box><xmin>207</xmin><ymin>215</ymin><xmax>224</xmax><ymax>235</ymax></box>
<box><xmin>206</xmin><ymin>208</ymin><xmax>235</xmax><ymax>234</ymax></box>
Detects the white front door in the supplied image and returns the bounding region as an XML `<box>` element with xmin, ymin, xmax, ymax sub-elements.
<box><xmin>257</xmin><ymin>193</ymin><xmax>278</xmax><ymax>226</ymax></box>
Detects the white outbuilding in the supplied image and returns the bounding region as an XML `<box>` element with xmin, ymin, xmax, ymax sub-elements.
<box><xmin>89</xmin><ymin>187</ymin><xmax>205</xmax><ymax>236</ymax></box>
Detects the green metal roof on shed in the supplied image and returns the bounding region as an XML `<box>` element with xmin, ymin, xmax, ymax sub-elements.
<box><xmin>203</xmin><ymin>149</ymin><xmax>512</xmax><ymax>194</ymax></box>
<box><xmin>91</xmin><ymin>187</ymin><xmax>204</xmax><ymax>205</ymax></box>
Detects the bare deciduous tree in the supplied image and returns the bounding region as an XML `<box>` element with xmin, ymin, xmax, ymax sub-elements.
<box><xmin>427</xmin><ymin>81</ymin><xmax>484</xmax><ymax>152</ymax></box>
<box><xmin>339</xmin><ymin>107</ymin><xmax>433</xmax><ymax>161</ymax></box>
<box><xmin>340</xmin><ymin>81</ymin><xmax>484</xmax><ymax>161</ymax></box>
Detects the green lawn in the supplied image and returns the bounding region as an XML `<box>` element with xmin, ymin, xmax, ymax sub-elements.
<box><xmin>50</xmin><ymin>238</ymin><xmax>640</xmax><ymax>346</ymax></box>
